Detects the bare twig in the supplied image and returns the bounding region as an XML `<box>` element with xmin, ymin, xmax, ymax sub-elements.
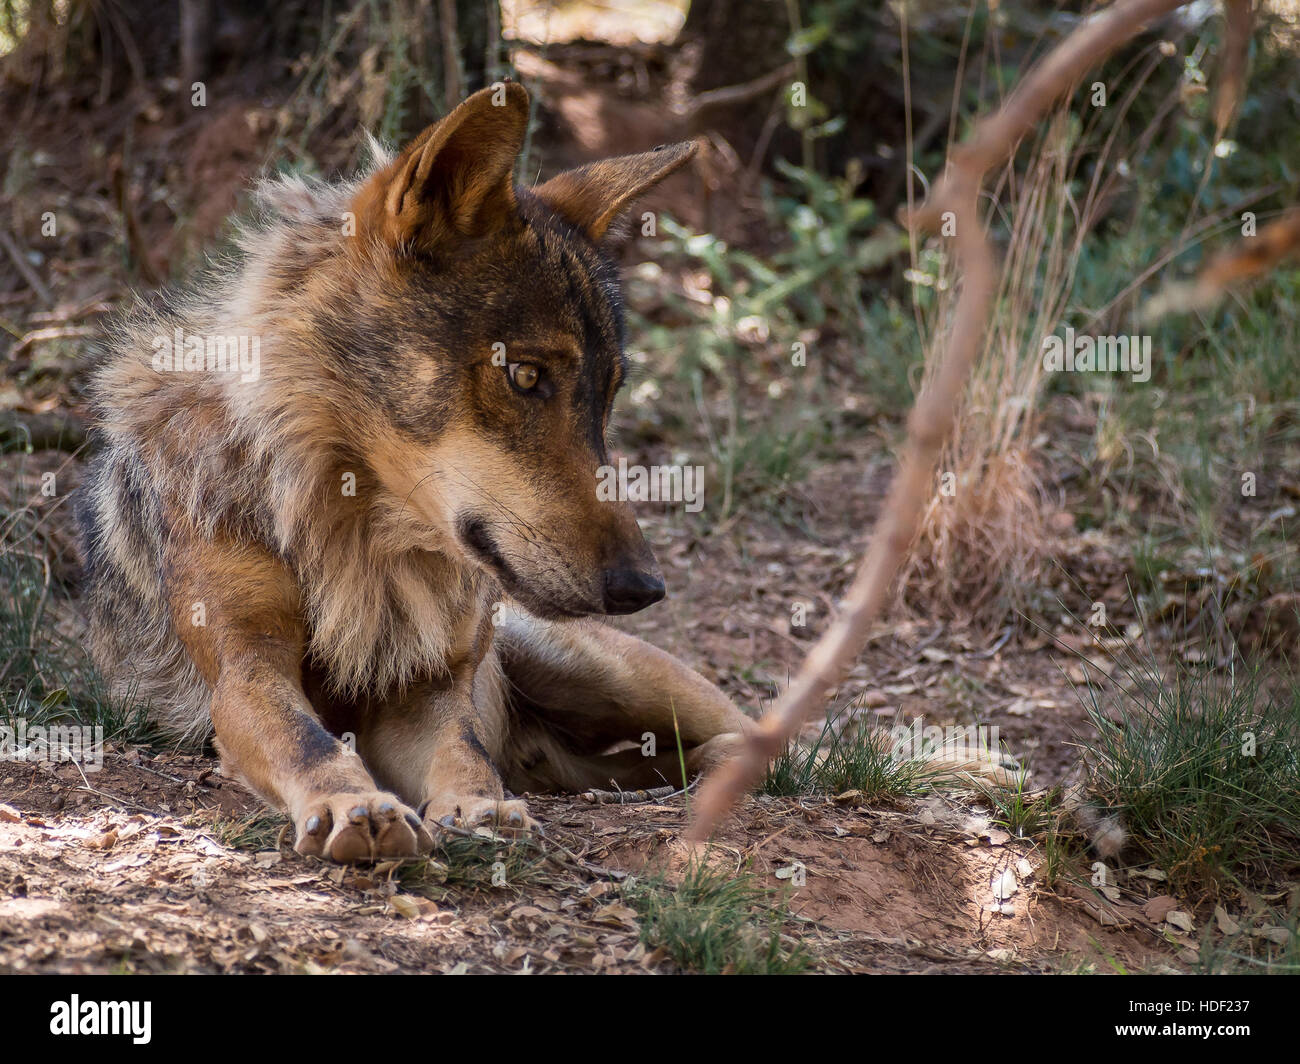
<box><xmin>5</xmin><ymin>327</ymin><xmax>98</xmax><ymax>363</ymax></box>
<box><xmin>688</xmin><ymin>0</ymin><xmax>1193</xmax><ymax>843</ymax></box>
<box><xmin>0</xmin><ymin>228</ymin><xmax>53</xmax><ymax>305</ymax></box>
<box><xmin>580</xmin><ymin>784</ymin><xmax>678</xmax><ymax>805</ymax></box>
<box><xmin>110</xmin><ymin>150</ymin><xmax>163</xmax><ymax>288</ymax></box>
<box><xmin>682</xmin><ymin>62</ymin><xmax>797</xmax><ymax>119</ymax></box>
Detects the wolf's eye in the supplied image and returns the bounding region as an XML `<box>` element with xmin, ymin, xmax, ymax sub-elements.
<box><xmin>508</xmin><ymin>362</ymin><xmax>541</xmax><ymax>392</ymax></box>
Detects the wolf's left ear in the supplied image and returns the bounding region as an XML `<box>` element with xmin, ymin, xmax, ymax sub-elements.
<box><xmin>353</xmin><ymin>82</ymin><xmax>530</xmax><ymax>250</ymax></box>
<box><xmin>531</xmin><ymin>141</ymin><xmax>698</xmax><ymax>242</ymax></box>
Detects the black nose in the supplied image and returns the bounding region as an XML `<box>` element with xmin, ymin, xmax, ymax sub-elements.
<box><xmin>602</xmin><ymin>568</ymin><xmax>666</xmax><ymax>614</ymax></box>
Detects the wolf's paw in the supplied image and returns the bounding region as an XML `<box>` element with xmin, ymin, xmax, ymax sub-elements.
<box><xmin>420</xmin><ymin>794</ymin><xmax>539</xmax><ymax>837</ymax></box>
<box><xmin>294</xmin><ymin>792</ymin><xmax>433</xmax><ymax>863</ymax></box>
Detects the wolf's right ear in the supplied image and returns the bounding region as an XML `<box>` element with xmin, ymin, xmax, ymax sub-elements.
<box><xmin>352</xmin><ymin>82</ymin><xmax>529</xmax><ymax>251</ymax></box>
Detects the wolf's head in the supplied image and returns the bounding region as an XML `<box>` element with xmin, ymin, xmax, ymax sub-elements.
<box><xmin>325</xmin><ymin>83</ymin><xmax>694</xmax><ymax>619</ymax></box>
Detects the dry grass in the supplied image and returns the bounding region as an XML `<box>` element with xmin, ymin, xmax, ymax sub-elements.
<box><xmin>899</xmin><ymin>38</ymin><xmax>1185</xmax><ymax>626</ymax></box>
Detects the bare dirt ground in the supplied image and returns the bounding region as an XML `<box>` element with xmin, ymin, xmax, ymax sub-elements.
<box><xmin>0</xmin><ymin>747</ymin><xmax>1180</xmax><ymax>974</ymax></box>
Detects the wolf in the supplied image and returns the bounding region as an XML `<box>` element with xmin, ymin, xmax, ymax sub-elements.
<box><xmin>76</xmin><ymin>82</ymin><xmax>752</xmax><ymax>862</ymax></box>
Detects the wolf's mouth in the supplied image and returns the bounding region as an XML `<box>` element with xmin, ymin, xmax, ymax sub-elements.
<box><xmin>455</xmin><ymin>514</ymin><xmax>588</xmax><ymax>619</ymax></box>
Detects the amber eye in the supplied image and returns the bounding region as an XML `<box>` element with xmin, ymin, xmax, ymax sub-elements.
<box><xmin>509</xmin><ymin>362</ymin><xmax>541</xmax><ymax>391</ymax></box>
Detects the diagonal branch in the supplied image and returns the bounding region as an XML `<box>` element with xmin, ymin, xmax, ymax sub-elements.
<box><xmin>687</xmin><ymin>0</ymin><xmax>1194</xmax><ymax>843</ymax></box>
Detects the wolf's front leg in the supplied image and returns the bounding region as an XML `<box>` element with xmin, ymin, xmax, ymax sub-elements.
<box><xmin>167</xmin><ymin>537</ymin><xmax>431</xmax><ymax>862</ymax></box>
<box><xmin>354</xmin><ymin>665</ymin><xmax>538</xmax><ymax>835</ymax></box>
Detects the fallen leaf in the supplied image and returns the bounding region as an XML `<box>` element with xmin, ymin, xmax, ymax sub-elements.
<box><xmin>1143</xmin><ymin>896</ymin><xmax>1178</xmax><ymax>923</ymax></box>
<box><xmin>591</xmin><ymin>903</ymin><xmax>640</xmax><ymax>930</ymax></box>
<box><xmin>389</xmin><ymin>895</ymin><xmax>421</xmax><ymax>920</ymax></box>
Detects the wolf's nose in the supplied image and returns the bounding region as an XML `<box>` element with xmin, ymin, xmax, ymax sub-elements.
<box><xmin>602</xmin><ymin>568</ymin><xmax>666</xmax><ymax>614</ymax></box>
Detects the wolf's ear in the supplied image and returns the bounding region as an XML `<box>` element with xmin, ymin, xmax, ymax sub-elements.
<box><xmin>353</xmin><ymin>82</ymin><xmax>530</xmax><ymax>250</ymax></box>
<box><xmin>531</xmin><ymin>141</ymin><xmax>697</xmax><ymax>242</ymax></box>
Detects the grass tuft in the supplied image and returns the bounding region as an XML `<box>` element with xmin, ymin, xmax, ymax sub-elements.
<box><xmin>626</xmin><ymin>859</ymin><xmax>810</xmax><ymax>975</ymax></box>
<box><xmin>763</xmin><ymin>706</ymin><xmax>942</xmax><ymax>800</ymax></box>
<box><xmin>1080</xmin><ymin>656</ymin><xmax>1300</xmax><ymax>895</ymax></box>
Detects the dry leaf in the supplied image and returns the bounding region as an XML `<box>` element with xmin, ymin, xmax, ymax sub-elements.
<box><xmin>1143</xmin><ymin>895</ymin><xmax>1178</xmax><ymax>923</ymax></box>
<box><xmin>389</xmin><ymin>895</ymin><xmax>421</xmax><ymax>920</ymax></box>
<box><xmin>992</xmin><ymin>868</ymin><xmax>1018</xmax><ymax>902</ymax></box>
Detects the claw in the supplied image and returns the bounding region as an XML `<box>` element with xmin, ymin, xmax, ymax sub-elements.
<box><xmin>295</xmin><ymin>793</ymin><xmax>430</xmax><ymax>863</ymax></box>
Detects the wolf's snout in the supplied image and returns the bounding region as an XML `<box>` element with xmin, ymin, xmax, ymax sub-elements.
<box><xmin>601</xmin><ymin>567</ymin><xmax>665</xmax><ymax>614</ymax></box>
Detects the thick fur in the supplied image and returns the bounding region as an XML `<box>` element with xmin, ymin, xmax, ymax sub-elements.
<box><xmin>76</xmin><ymin>84</ymin><xmax>751</xmax><ymax>861</ymax></box>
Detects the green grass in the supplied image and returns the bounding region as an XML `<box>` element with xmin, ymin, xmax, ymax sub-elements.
<box><xmin>1080</xmin><ymin>655</ymin><xmax>1300</xmax><ymax>895</ymax></box>
<box><xmin>1040</xmin><ymin>823</ymin><xmax>1084</xmax><ymax>892</ymax></box>
<box><xmin>762</xmin><ymin>706</ymin><xmax>941</xmax><ymax>800</ymax></box>
<box><xmin>984</xmin><ymin>769</ymin><xmax>1052</xmax><ymax>839</ymax></box>
<box><xmin>622</xmin><ymin>170</ymin><xmax>915</xmax><ymax>523</ymax></box>
<box><xmin>625</xmin><ymin>859</ymin><xmax>810</xmax><ymax>975</ymax></box>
